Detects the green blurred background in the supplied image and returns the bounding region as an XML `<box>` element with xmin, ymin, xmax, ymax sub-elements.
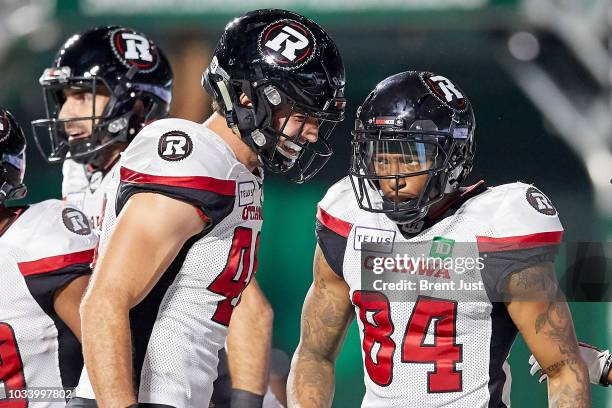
<box><xmin>1</xmin><ymin>0</ymin><xmax>611</xmax><ymax>406</ymax></box>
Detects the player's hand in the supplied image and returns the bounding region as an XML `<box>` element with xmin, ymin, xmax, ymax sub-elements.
<box><xmin>529</xmin><ymin>342</ymin><xmax>612</xmax><ymax>386</ymax></box>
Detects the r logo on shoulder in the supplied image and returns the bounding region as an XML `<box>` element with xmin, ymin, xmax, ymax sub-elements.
<box><xmin>158</xmin><ymin>130</ymin><xmax>193</xmax><ymax>161</ymax></box>
<box><xmin>62</xmin><ymin>208</ymin><xmax>92</xmax><ymax>235</ymax></box>
<box><xmin>526</xmin><ymin>187</ymin><xmax>557</xmax><ymax>216</ymax></box>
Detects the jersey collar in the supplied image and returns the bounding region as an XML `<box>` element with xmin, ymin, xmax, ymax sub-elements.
<box><xmin>398</xmin><ymin>180</ymin><xmax>487</xmax><ymax>238</ymax></box>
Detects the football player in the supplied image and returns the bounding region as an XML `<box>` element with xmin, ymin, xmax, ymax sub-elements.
<box><xmin>287</xmin><ymin>71</ymin><xmax>590</xmax><ymax>407</ymax></box>
<box><xmin>31</xmin><ymin>25</ymin><xmax>174</xmax><ymax>231</ymax></box>
<box><xmin>56</xmin><ymin>10</ymin><xmax>344</xmax><ymax>408</ymax></box>
<box><xmin>0</xmin><ymin>107</ymin><xmax>97</xmax><ymax>406</ymax></box>
<box><xmin>31</xmin><ymin>25</ymin><xmax>286</xmax><ymax>408</ymax></box>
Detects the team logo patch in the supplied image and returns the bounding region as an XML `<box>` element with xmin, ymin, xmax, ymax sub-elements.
<box><xmin>420</xmin><ymin>72</ymin><xmax>467</xmax><ymax>112</ymax></box>
<box><xmin>158</xmin><ymin>130</ymin><xmax>193</xmax><ymax>161</ymax></box>
<box><xmin>0</xmin><ymin>113</ymin><xmax>11</xmax><ymax>143</ymax></box>
<box><xmin>238</xmin><ymin>181</ymin><xmax>256</xmax><ymax>207</ymax></box>
<box><xmin>110</xmin><ymin>28</ymin><xmax>159</xmax><ymax>73</ymax></box>
<box><xmin>62</xmin><ymin>208</ymin><xmax>92</xmax><ymax>235</ymax></box>
<box><xmin>258</xmin><ymin>19</ymin><xmax>316</xmax><ymax>70</ymax></box>
<box><xmin>526</xmin><ymin>186</ymin><xmax>557</xmax><ymax>216</ymax></box>
<box><xmin>354</xmin><ymin>227</ymin><xmax>396</xmax><ymax>253</ymax></box>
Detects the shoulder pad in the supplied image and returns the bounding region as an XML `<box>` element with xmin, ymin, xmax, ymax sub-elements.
<box><xmin>472</xmin><ymin>182</ymin><xmax>563</xmax><ymax>250</ymax></box>
<box><xmin>123</xmin><ymin>119</ymin><xmax>238</xmax><ymax>178</ymax></box>
<box><xmin>13</xmin><ymin>200</ymin><xmax>97</xmax><ymax>275</ymax></box>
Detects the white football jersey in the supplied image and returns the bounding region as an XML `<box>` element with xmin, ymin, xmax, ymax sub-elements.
<box><xmin>316</xmin><ymin>177</ymin><xmax>564</xmax><ymax>408</ymax></box>
<box><xmin>0</xmin><ymin>200</ymin><xmax>96</xmax><ymax>407</ymax></box>
<box><xmin>75</xmin><ymin>118</ymin><xmax>264</xmax><ymax>407</ymax></box>
<box><xmin>62</xmin><ymin>158</ymin><xmax>114</xmax><ymax>231</ymax></box>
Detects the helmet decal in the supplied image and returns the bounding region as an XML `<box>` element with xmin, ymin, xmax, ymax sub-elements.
<box><xmin>258</xmin><ymin>19</ymin><xmax>317</xmax><ymax>70</ymax></box>
<box><xmin>420</xmin><ymin>72</ymin><xmax>467</xmax><ymax>112</ymax></box>
<box><xmin>0</xmin><ymin>113</ymin><xmax>11</xmax><ymax>144</ymax></box>
<box><xmin>110</xmin><ymin>28</ymin><xmax>159</xmax><ymax>73</ymax></box>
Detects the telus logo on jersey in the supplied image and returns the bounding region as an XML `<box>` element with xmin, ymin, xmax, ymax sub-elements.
<box><xmin>420</xmin><ymin>72</ymin><xmax>467</xmax><ymax>111</ymax></box>
<box><xmin>158</xmin><ymin>130</ymin><xmax>193</xmax><ymax>161</ymax></box>
<box><xmin>62</xmin><ymin>208</ymin><xmax>91</xmax><ymax>235</ymax></box>
<box><xmin>354</xmin><ymin>227</ymin><xmax>396</xmax><ymax>254</ymax></box>
<box><xmin>110</xmin><ymin>28</ymin><xmax>159</xmax><ymax>73</ymax></box>
<box><xmin>526</xmin><ymin>186</ymin><xmax>557</xmax><ymax>216</ymax></box>
<box><xmin>238</xmin><ymin>182</ymin><xmax>255</xmax><ymax>207</ymax></box>
<box><xmin>259</xmin><ymin>20</ymin><xmax>316</xmax><ymax>70</ymax></box>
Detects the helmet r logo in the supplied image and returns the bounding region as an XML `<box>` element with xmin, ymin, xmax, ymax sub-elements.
<box><xmin>121</xmin><ymin>33</ymin><xmax>153</xmax><ymax>62</ymax></box>
<box><xmin>0</xmin><ymin>114</ymin><xmax>9</xmax><ymax>143</ymax></box>
<box><xmin>421</xmin><ymin>72</ymin><xmax>467</xmax><ymax>111</ymax></box>
<box><xmin>110</xmin><ymin>28</ymin><xmax>159</xmax><ymax>72</ymax></box>
<box><xmin>429</xmin><ymin>76</ymin><xmax>464</xmax><ymax>102</ymax></box>
<box><xmin>158</xmin><ymin>130</ymin><xmax>193</xmax><ymax>161</ymax></box>
<box><xmin>259</xmin><ymin>20</ymin><xmax>316</xmax><ymax>70</ymax></box>
<box><xmin>265</xmin><ymin>26</ymin><xmax>309</xmax><ymax>61</ymax></box>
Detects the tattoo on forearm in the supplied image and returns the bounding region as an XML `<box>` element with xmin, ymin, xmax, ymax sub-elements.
<box><xmin>290</xmin><ymin>248</ymin><xmax>353</xmax><ymax>407</ymax></box>
<box><xmin>514</xmin><ymin>267</ymin><xmax>550</xmax><ymax>291</ymax></box>
<box><xmin>292</xmin><ymin>354</ymin><xmax>334</xmax><ymax>407</ymax></box>
<box><xmin>542</xmin><ymin>358</ymin><xmax>578</xmax><ymax>376</ymax></box>
<box><xmin>549</xmin><ymin>384</ymin><xmax>590</xmax><ymax>408</ymax></box>
<box><xmin>507</xmin><ymin>264</ymin><xmax>590</xmax><ymax>407</ymax></box>
<box><xmin>535</xmin><ymin>301</ymin><xmax>576</xmax><ymax>356</ymax></box>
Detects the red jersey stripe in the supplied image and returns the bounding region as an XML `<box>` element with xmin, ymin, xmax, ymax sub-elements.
<box><xmin>120</xmin><ymin>166</ymin><xmax>236</xmax><ymax>197</ymax></box>
<box><xmin>317</xmin><ymin>206</ymin><xmax>353</xmax><ymax>238</ymax></box>
<box><xmin>18</xmin><ymin>249</ymin><xmax>95</xmax><ymax>277</ymax></box>
<box><xmin>476</xmin><ymin>231</ymin><xmax>563</xmax><ymax>252</ymax></box>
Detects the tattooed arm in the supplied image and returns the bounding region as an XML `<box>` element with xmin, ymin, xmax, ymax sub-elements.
<box><xmin>287</xmin><ymin>244</ymin><xmax>354</xmax><ymax>408</ymax></box>
<box><xmin>504</xmin><ymin>262</ymin><xmax>591</xmax><ymax>408</ymax></box>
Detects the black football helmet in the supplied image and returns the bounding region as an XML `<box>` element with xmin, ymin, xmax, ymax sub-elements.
<box><xmin>202</xmin><ymin>9</ymin><xmax>346</xmax><ymax>183</ymax></box>
<box><xmin>32</xmin><ymin>26</ymin><xmax>173</xmax><ymax>167</ymax></box>
<box><xmin>350</xmin><ymin>71</ymin><xmax>475</xmax><ymax>224</ymax></box>
<box><xmin>0</xmin><ymin>107</ymin><xmax>27</xmax><ymax>204</ymax></box>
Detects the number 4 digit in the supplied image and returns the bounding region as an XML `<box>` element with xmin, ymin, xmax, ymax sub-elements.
<box><xmin>402</xmin><ymin>296</ymin><xmax>463</xmax><ymax>393</ymax></box>
<box><xmin>208</xmin><ymin>228</ymin><xmax>260</xmax><ymax>326</ymax></box>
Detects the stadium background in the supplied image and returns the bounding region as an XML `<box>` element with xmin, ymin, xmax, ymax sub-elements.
<box><xmin>1</xmin><ymin>0</ymin><xmax>610</xmax><ymax>406</ymax></box>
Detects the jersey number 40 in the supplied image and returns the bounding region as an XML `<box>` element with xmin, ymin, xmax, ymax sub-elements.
<box><xmin>208</xmin><ymin>227</ymin><xmax>260</xmax><ymax>326</ymax></box>
<box><xmin>352</xmin><ymin>292</ymin><xmax>463</xmax><ymax>393</ymax></box>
